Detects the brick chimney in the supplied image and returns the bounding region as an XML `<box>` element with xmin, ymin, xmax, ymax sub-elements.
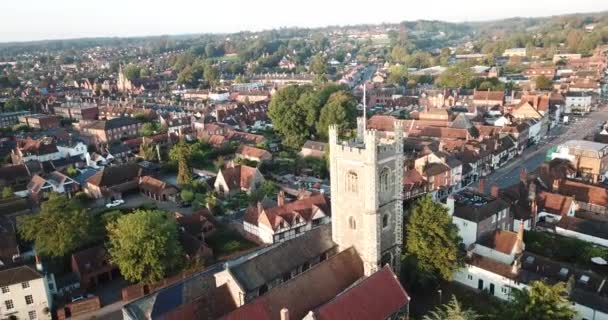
<box><xmin>515</xmin><ymin>219</ymin><xmax>525</xmax><ymax>254</ymax></box>
<box><xmin>478</xmin><ymin>178</ymin><xmax>486</xmax><ymax>194</ymax></box>
<box><xmin>35</xmin><ymin>255</ymin><xmax>43</xmax><ymax>272</ymax></box>
<box><xmin>280</xmin><ymin>308</ymin><xmax>290</xmax><ymax>320</ymax></box>
<box><xmin>490</xmin><ymin>184</ymin><xmax>499</xmax><ymax>198</ymax></box>
<box><xmin>277</xmin><ymin>191</ymin><xmax>285</xmax><ymax>207</ymax></box>
<box><xmin>552</xmin><ymin>178</ymin><xmax>561</xmax><ymax>193</ymax></box>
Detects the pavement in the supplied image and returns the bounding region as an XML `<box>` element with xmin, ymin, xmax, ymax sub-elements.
<box><xmin>478</xmin><ymin>105</ymin><xmax>608</xmax><ymax>191</ymax></box>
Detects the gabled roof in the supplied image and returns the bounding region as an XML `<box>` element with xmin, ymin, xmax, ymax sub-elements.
<box><xmin>453</xmin><ymin>190</ymin><xmax>510</xmax><ymax>222</ymax></box>
<box><xmin>228</xmin><ymin>224</ymin><xmax>335</xmax><ymax>292</ymax></box>
<box><xmin>86</xmin><ymin>163</ymin><xmax>141</xmax><ymax>187</ymax></box>
<box><xmin>218</xmin><ymin>165</ymin><xmax>260</xmax><ymax>191</ymax></box>
<box><xmin>301</xmin><ymin>140</ymin><xmax>327</xmax><ymax>152</ymax></box>
<box><xmin>451</xmin><ymin>113</ymin><xmax>473</xmax><ymax>129</ymax></box>
<box><xmin>222</xmin><ymin>247</ymin><xmax>364</xmax><ymax>320</ymax></box>
<box><xmin>0</xmin><ymin>265</ymin><xmax>42</xmax><ymax>287</ymax></box>
<box><xmin>367</xmin><ymin>115</ymin><xmax>398</xmax><ymax>132</ymax></box>
<box><xmin>537</xmin><ymin>191</ymin><xmax>573</xmax><ymax>216</ymax></box>
<box><xmin>473</xmin><ymin>90</ymin><xmax>505</xmax><ymax>102</ymax></box>
<box><xmin>312</xmin><ymin>266</ymin><xmax>409</xmax><ymax>320</ymax></box>
<box><xmin>558</xmin><ymin>179</ymin><xmax>608</xmax><ymax>208</ymax></box>
<box><xmin>246</xmin><ymin>194</ymin><xmax>330</xmax><ymax>231</ymax></box>
<box><xmin>557</xmin><ymin>216</ymin><xmax>608</xmax><ymax>240</ymax></box>
<box><xmin>478</xmin><ymin>229</ymin><xmax>518</xmax><ymax>255</ymax></box>
<box><xmin>236</xmin><ymin>145</ymin><xmax>271</xmax><ymax>160</ymax></box>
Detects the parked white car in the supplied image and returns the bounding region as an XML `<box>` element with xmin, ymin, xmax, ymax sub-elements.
<box><xmin>105</xmin><ymin>199</ymin><xmax>125</xmax><ymax>208</ymax></box>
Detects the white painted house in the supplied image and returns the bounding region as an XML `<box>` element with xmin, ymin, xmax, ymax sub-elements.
<box><xmin>0</xmin><ymin>265</ymin><xmax>53</xmax><ymax>320</ymax></box>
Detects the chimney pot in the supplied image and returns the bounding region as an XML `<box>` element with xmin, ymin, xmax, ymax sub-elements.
<box><xmin>277</xmin><ymin>191</ymin><xmax>285</xmax><ymax>207</ymax></box>
<box><xmin>490</xmin><ymin>184</ymin><xmax>499</xmax><ymax>198</ymax></box>
<box><xmin>280</xmin><ymin>308</ymin><xmax>290</xmax><ymax>320</ymax></box>
<box><xmin>478</xmin><ymin>178</ymin><xmax>486</xmax><ymax>194</ymax></box>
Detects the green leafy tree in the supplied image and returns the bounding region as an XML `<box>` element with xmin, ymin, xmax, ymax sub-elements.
<box><xmin>66</xmin><ymin>166</ymin><xmax>78</xmax><ymax>177</ymax></box>
<box><xmin>423</xmin><ymin>295</ymin><xmax>479</xmax><ymax>320</ymax></box>
<box><xmin>387</xmin><ymin>65</ymin><xmax>409</xmax><ymax>86</ymax></box>
<box><xmin>107</xmin><ymin>209</ymin><xmax>185</xmax><ymax>284</ymax></box>
<box><xmin>180</xmin><ymin>189</ymin><xmax>194</xmax><ymax>203</ymax></box>
<box><xmin>123</xmin><ymin>64</ymin><xmax>142</xmax><ymax>81</ymax></box>
<box><xmin>142</xmin><ymin>120</ymin><xmax>160</xmax><ymax>136</ymax></box>
<box><xmin>317</xmin><ymin>91</ymin><xmax>357</xmax><ymax>138</ymax></box>
<box><xmin>534</xmin><ymin>75</ymin><xmax>553</xmax><ymax>90</ymax></box>
<box><xmin>268</xmin><ymin>85</ymin><xmax>310</xmax><ymax>148</ymax></box>
<box><xmin>310</xmin><ymin>53</ymin><xmax>327</xmax><ymax>83</ymax></box>
<box><xmin>204</xmin><ymin>192</ymin><xmax>218</xmax><ymax>210</ymax></box>
<box><xmin>204</xmin><ymin>63</ymin><xmax>219</xmax><ymax>87</ymax></box>
<box><xmin>18</xmin><ymin>193</ymin><xmax>95</xmax><ymax>257</ymax></box>
<box><xmin>1</xmin><ymin>186</ymin><xmax>14</xmax><ymax>199</ymax></box>
<box><xmin>139</xmin><ymin>142</ymin><xmax>157</xmax><ymax>161</ymax></box>
<box><xmin>405</xmin><ymin>195</ymin><xmax>462</xmax><ymax>283</ymax></box>
<box><xmin>297</xmin><ymin>91</ymin><xmax>322</xmax><ymax>129</ymax></box>
<box><xmin>3</xmin><ymin>98</ymin><xmax>30</xmax><ymax>112</ymax></box>
<box><xmin>435</xmin><ymin>64</ymin><xmax>474</xmax><ymax>88</ymax></box>
<box><xmin>249</xmin><ymin>180</ymin><xmax>279</xmax><ymax>204</ymax></box>
<box><xmin>509</xmin><ymin>281</ymin><xmax>576</xmax><ymax>320</ymax></box>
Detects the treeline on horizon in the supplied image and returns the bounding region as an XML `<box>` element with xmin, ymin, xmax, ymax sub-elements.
<box><xmin>1</xmin><ymin>10</ymin><xmax>607</xmax><ymax>59</ymax></box>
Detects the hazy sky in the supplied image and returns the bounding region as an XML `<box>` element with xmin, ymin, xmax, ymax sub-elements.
<box><xmin>1</xmin><ymin>0</ymin><xmax>607</xmax><ymax>42</ymax></box>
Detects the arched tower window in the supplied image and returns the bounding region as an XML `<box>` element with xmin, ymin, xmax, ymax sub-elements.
<box><xmin>348</xmin><ymin>216</ymin><xmax>356</xmax><ymax>230</ymax></box>
<box><xmin>380</xmin><ymin>167</ymin><xmax>391</xmax><ymax>192</ymax></box>
<box><xmin>346</xmin><ymin>171</ymin><xmax>358</xmax><ymax>193</ymax></box>
<box><xmin>383</xmin><ymin>215</ymin><xmax>389</xmax><ymax>228</ymax></box>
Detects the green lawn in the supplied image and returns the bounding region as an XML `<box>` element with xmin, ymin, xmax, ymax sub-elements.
<box><xmin>206</xmin><ymin>226</ymin><xmax>257</xmax><ymax>258</ymax></box>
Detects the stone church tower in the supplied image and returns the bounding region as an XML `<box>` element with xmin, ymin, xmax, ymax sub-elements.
<box><xmin>328</xmin><ymin>118</ymin><xmax>404</xmax><ymax>276</ymax></box>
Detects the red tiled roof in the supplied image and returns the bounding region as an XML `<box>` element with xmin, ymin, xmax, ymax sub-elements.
<box><xmin>473</xmin><ymin>91</ymin><xmax>505</xmax><ymax>102</ymax></box>
<box><xmin>313</xmin><ymin>266</ymin><xmax>409</xmax><ymax>320</ymax></box>
<box><xmin>236</xmin><ymin>145</ymin><xmax>271</xmax><ymax>160</ymax></box>
<box><xmin>219</xmin><ymin>165</ymin><xmax>259</xmax><ymax>191</ymax></box>
<box><xmin>537</xmin><ymin>191</ymin><xmax>573</xmax><ymax>216</ymax></box>
<box><xmin>468</xmin><ymin>253</ymin><xmax>516</xmax><ymax>279</ymax></box>
<box><xmin>479</xmin><ymin>230</ymin><xmax>518</xmax><ymax>255</ymax></box>
<box><xmin>221</xmin><ymin>247</ymin><xmax>364</xmax><ymax>320</ymax></box>
<box><xmin>367</xmin><ymin>115</ymin><xmax>398</xmax><ymax>131</ymax></box>
<box><xmin>558</xmin><ymin>179</ymin><xmax>608</xmax><ymax>207</ymax></box>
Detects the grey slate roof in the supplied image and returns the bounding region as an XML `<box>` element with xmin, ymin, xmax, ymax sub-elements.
<box><xmin>229</xmin><ymin>224</ymin><xmax>336</xmax><ymax>292</ymax></box>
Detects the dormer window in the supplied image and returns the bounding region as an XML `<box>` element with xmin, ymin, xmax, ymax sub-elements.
<box><xmin>579</xmin><ymin>275</ymin><xmax>590</xmax><ymax>284</ymax></box>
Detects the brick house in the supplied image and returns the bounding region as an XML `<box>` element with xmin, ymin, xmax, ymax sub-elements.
<box><xmin>84</xmin><ymin>164</ymin><xmax>142</xmax><ymax>200</ymax></box>
<box><xmin>79</xmin><ymin>117</ymin><xmax>142</xmax><ymax>144</ymax></box>
<box><xmin>71</xmin><ymin>246</ymin><xmax>118</xmax><ymax>289</ymax></box>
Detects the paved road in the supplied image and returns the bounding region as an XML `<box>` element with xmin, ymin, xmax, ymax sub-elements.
<box><xmin>479</xmin><ymin>105</ymin><xmax>608</xmax><ymax>191</ymax></box>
